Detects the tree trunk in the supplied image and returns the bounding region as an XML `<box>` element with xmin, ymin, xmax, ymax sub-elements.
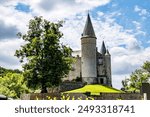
<box><xmin>41</xmin><ymin>85</ymin><xmax>48</xmax><ymax>93</ymax></box>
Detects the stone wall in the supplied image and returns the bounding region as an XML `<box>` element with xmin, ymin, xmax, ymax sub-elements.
<box><xmin>93</xmin><ymin>93</ymin><xmax>142</xmax><ymax>100</ymax></box>
<box><xmin>59</xmin><ymin>82</ymin><xmax>84</xmax><ymax>92</ymax></box>
<box><xmin>20</xmin><ymin>83</ymin><xmax>150</xmax><ymax>100</ymax></box>
<box><xmin>68</xmin><ymin>56</ymin><xmax>81</xmax><ymax>81</ymax></box>
<box><xmin>65</xmin><ymin>93</ymin><xmax>142</xmax><ymax>100</ymax></box>
<box><xmin>21</xmin><ymin>93</ymin><xmax>61</xmax><ymax>100</ymax></box>
<box><xmin>63</xmin><ymin>56</ymin><xmax>81</xmax><ymax>81</ymax></box>
<box><xmin>21</xmin><ymin>92</ymin><xmax>143</xmax><ymax>100</ymax></box>
<box><xmin>140</xmin><ymin>83</ymin><xmax>150</xmax><ymax>100</ymax></box>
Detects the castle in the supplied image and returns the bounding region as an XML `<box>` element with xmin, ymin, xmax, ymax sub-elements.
<box><xmin>65</xmin><ymin>13</ymin><xmax>112</xmax><ymax>87</ymax></box>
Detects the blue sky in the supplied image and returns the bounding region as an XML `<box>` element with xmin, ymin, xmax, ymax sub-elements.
<box><xmin>0</xmin><ymin>0</ymin><xmax>150</xmax><ymax>89</ymax></box>
<box><xmin>15</xmin><ymin>3</ymin><xmax>31</xmax><ymax>13</ymax></box>
<box><xmin>94</xmin><ymin>0</ymin><xmax>150</xmax><ymax>47</ymax></box>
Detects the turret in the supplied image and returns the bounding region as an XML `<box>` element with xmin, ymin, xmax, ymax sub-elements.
<box><xmin>100</xmin><ymin>41</ymin><xmax>106</xmax><ymax>55</ymax></box>
<box><xmin>81</xmin><ymin>13</ymin><xmax>97</xmax><ymax>84</ymax></box>
<box><xmin>105</xmin><ymin>49</ymin><xmax>112</xmax><ymax>86</ymax></box>
<box><xmin>97</xmin><ymin>41</ymin><xmax>112</xmax><ymax>86</ymax></box>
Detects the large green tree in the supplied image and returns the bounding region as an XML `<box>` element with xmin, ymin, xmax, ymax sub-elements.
<box><xmin>122</xmin><ymin>61</ymin><xmax>150</xmax><ymax>92</ymax></box>
<box><xmin>0</xmin><ymin>73</ymin><xmax>29</xmax><ymax>99</ymax></box>
<box><xmin>15</xmin><ymin>16</ymin><xmax>73</xmax><ymax>93</ymax></box>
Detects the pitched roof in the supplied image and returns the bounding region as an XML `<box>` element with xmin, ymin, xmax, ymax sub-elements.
<box><xmin>82</xmin><ymin>13</ymin><xmax>96</xmax><ymax>38</ymax></box>
<box><xmin>100</xmin><ymin>41</ymin><xmax>106</xmax><ymax>55</ymax></box>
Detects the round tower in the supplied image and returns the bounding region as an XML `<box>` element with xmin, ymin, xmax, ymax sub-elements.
<box><xmin>81</xmin><ymin>14</ymin><xmax>97</xmax><ymax>84</ymax></box>
<box><xmin>105</xmin><ymin>49</ymin><xmax>112</xmax><ymax>86</ymax></box>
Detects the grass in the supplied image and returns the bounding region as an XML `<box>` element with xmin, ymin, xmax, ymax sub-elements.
<box><xmin>64</xmin><ymin>84</ymin><xmax>124</xmax><ymax>95</ymax></box>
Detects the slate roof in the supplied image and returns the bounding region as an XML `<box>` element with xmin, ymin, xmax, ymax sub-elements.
<box><xmin>82</xmin><ymin>13</ymin><xmax>96</xmax><ymax>38</ymax></box>
<box><xmin>100</xmin><ymin>41</ymin><xmax>106</xmax><ymax>55</ymax></box>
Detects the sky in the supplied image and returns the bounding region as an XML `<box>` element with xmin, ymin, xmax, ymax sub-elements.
<box><xmin>0</xmin><ymin>0</ymin><xmax>150</xmax><ymax>89</ymax></box>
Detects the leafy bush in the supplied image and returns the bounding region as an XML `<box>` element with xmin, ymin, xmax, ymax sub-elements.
<box><xmin>0</xmin><ymin>73</ymin><xmax>29</xmax><ymax>99</ymax></box>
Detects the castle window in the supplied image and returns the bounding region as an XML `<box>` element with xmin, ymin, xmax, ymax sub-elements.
<box><xmin>98</xmin><ymin>57</ymin><xmax>103</xmax><ymax>65</ymax></box>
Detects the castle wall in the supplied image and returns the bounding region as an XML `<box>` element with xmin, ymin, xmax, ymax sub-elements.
<box><xmin>68</xmin><ymin>56</ymin><xmax>81</xmax><ymax>81</ymax></box>
<box><xmin>97</xmin><ymin>58</ymin><xmax>106</xmax><ymax>76</ymax></box>
<box><xmin>21</xmin><ymin>93</ymin><xmax>142</xmax><ymax>100</ymax></box>
<box><xmin>59</xmin><ymin>82</ymin><xmax>84</xmax><ymax>92</ymax></box>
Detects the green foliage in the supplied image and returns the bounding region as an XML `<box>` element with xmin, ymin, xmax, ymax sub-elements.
<box><xmin>0</xmin><ymin>73</ymin><xmax>29</xmax><ymax>99</ymax></box>
<box><xmin>15</xmin><ymin>16</ymin><xmax>73</xmax><ymax>92</ymax></box>
<box><xmin>35</xmin><ymin>94</ymin><xmax>95</xmax><ymax>100</ymax></box>
<box><xmin>122</xmin><ymin>61</ymin><xmax>150</xmax><ymax>92</ymax></box>
<box><xmin>0</xmin><ymin>66</ymin><xmax>21</xmax><ymax>77</ymax></box>
<box><xmin>142</xmin><ymin>61</ymin><xmax>150</xmax><ymax>72</ymax></box>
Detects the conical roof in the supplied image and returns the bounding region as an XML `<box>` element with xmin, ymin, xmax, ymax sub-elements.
<box><xmin>105</xmin><ymin>49</ymin><xmax>110</xmax><ymax>55</ymax></box>
<box><xmin>82</xmin><ymin>13</ymin><xmax>96</xmax><ymax>38</ymax></box>
<box><xmin>100</xmin><ymin>41</ymin><xmax>106</xmax><ymax>55</ymax></box>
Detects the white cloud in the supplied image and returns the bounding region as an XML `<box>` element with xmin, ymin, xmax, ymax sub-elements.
<box><xmin>132</xmin><ymin>21</ymin><xmax>141</xmax><ymax>30</ymax></box>
<box><xmin>134</xmin><ymin>5</ymin><xmax>141</xmax><ymax>12</ymax></box>
<box><xmin>25</xmin><ymin>0</ymin><xmax>110</xmax><ymax>20</ymax></box>
<box><xmin>0</xmin><ymin>20</ymin><xmax>18</xmax><ymax>39</ymax></box>
<box><xmin>0</xmin><ymin>39</ymin><xmax>24</xmax><ymax>69</ymax></box>
<box><xmin>112</xmin><ymin>74</ymin><xmax>130</xmax><ymax>89</ymax></box>
<box><xmin>0</xmin><ymin>4</ymin><xmax>32</xmax><ymax>34</ymax></box>
<box><xmin>92</xmin><ymin>12</ymin><xmax>141</xmax><ymax>51</ymax></box>
<box><xmin>97</xmin><ymin>11</ymin><xmax>104</xmax><ymax>17</ymax></box>
<box><xmin>111</xmin><ymin>45</ymin><xmax>150</xmax><ymax>89</ymax></box>
<box><xmin>134</xmin><ymin>5</ymin><xmax>149</xmax><ymax>17</ymax></box>
<box><xmin>132</xmin><ymin>21</ymin><xmax>146</xmax><ymax>36</ymax></box>
<box><xmin>76</xmin><ymin>0</ymin><xmax>110</xmax><ymax>6</ymax></box>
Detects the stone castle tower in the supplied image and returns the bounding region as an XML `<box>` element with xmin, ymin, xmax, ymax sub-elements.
<box><xmin>81</xmin><ymin>14</ymin><xmax>97</xmax><ymax>84</ymax></box>
<box><xmin>97</xmin><ymin>41</ymin><xmax>112</xmax><ymax>86</ymax></box>
<box><xmin>64</xmin><ymin>13</ymin><xmax>112</xmax><ymax>87</ymax></box>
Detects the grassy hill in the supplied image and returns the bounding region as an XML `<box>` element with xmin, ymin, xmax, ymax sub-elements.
<box><xmin>64</xmin><ymin>84</ymin><xmax>123</xmax><ymax>95</ymax></box>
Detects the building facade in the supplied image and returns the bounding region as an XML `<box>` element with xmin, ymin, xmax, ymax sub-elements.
<box><xmin>65</xmin><ymin>14</ymin><xmax>112</xmax><ymax>87</ymax></box>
